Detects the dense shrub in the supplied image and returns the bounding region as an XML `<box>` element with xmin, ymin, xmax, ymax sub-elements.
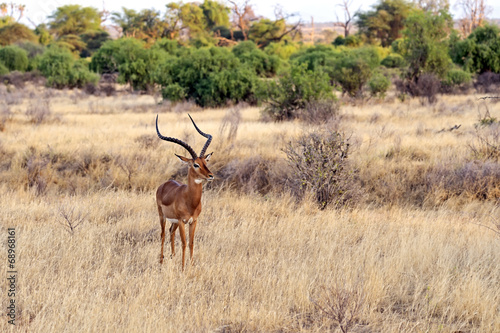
<box><xmin>396</xmin><ymin>73</ymin><xmax>441</xmax><ymax>104</ymax></box>
<box><xmin>0</xmin><ymin>62</ymin><xmax>8</xmax><ymax>75</ymax></box>
<box><xmin>291</xmin><ymin>45</ymin><xmax>340</xmax><ymax>79</ymax></box>
<box><xmin>263</xmin><ymin>41</ymin><xmax>299</xmax><ymax>60</ymax></box>
<box><xmin>333</xmin><ymin>56</ymin><xmax>372</xmax><ymax>97</ymax></box>
<box><xmin>155</xmin><ymin>47</ymin><xmax>260</xmax><ymax>107</ymax></box>
<box><xmin>285</xmin><ymin>130</ymin><xmax>360</xmax><ymax>209</ymax></box>
<box><xmin>381</xmin><ymin>54</ymin><xmax>405</xmax><ymax>68</ymax></box>
<box><xmin>232</xmin><ymin>41</ymin><xmax>280</xmax><ymax>77</ymax></box>
<box><xmin>474</xmin><ymin>71</ymin><xmax>500</xmax><ymax>93</ymax></box>
<box><xmin>368</xmin><ymin>73</ymin><xmax>391</xmax><ymax>98</ymax></box>
<box><xmin>91</xmin><ymin>38</ymin><xmax>167</xmax><ymax>91</ymax></box>
<box><xmin>0</xmin><ymin>45</ymin><xmax>29</xmax><ymax>72</ymax></box>
<box><xmin>450</xmin><ymin>24</ymin><xmax>500</xmax><ymax>74</ymax></box>
<box><xmin>39</xmin><ymin>47</ymin><xmax>98</xmax><ymax>88</ymax></box>
<box><xmin>441</xmin><ymin>68</ymin><xmax>472</xmax><ymax>93</ymax></box>
<box><xmin>262</xmin><ymin>63</ymin><xmax>334</xmax><ymax>121</ymax></box>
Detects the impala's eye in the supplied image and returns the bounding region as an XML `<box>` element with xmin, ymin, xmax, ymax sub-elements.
<box><xmin>193</xmin><ymin>163</ymin><xmax>200</xmax><ymax>168</ymax></box>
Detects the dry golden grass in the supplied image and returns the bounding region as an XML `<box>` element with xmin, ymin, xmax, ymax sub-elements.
<box><xmin>1</xmin><ymin>87</ymin><xmax>499</xmax><ymax>332</ymax></box>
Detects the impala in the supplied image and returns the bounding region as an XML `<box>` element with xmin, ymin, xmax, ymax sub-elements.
<box><xmin>155</xmin><ymin>114</ymin><xmax>214</xmax><ymax>270</ymax></box>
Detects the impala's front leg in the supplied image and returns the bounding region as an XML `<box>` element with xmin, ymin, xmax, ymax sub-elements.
<box><xmin>178</xmin><ymin>222</ymin><xmax>187</xmax><ymax>270</ymax></box>
<box><xmin>189</xmin><ymin>220</ymin><xmax>197</xmax><ymax>265</ymax></box>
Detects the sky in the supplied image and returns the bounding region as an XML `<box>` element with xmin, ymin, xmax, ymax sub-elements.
<box><xmin>16</xmin><ymin>0</ymin><xmax>500</xmax><ymax>27</ymax></box>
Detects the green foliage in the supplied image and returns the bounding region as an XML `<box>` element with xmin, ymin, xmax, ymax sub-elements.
<box><xmin>200</xmin><ymin>0</ymin><xmax>230</xmax><ymax>30</ymax></box>
<box><xmin>331</xmin><ymin>48</ymin><xmax>380</xmax><ymax>97</ymax></box>
<box><xmin>263</xmin><ymin>63</ymin><xmax>334</xmax><ymax>121</ymax></box>
<box><xmin>264</xmin><ymin>41</ymin><xmax>299</xmax><ymax>60</ymax></box>
<box><xmin>441</xmin><ymin>68</ymin><xmax>472</xmax><ymax>92</ymax></box>
<box><xmin>0</xmin><ymin>23</ymin><xmax>37</xmax><ymax>46</ymax></box>
<box><xmin>368</xmin><ymin>73</ymin><xmax>391</xmax><ymax>98</ymax></box>
<box><xmin>248</xmin><ymin>18</ymin><xmax>299</xmax><ymax>48</ymax></box>
<box><xmin>48</xmin><ymin>5</ymin><xmax>101</xmax><ymax>36</ymax></box>
<box><xmin>14</xmin><ymin>42</ymin><xmax>45</xmax><ymax>71</ymax></box>
<box><xmin>356</xmin><ymin>0</ymin><xmax>415</xmax><ymax>47</ymax></box>
<box><xmin>381</xmin><ymin>53</ymin><xmax>405</xmax><ymax>68</ymax></box>
<box><xmin>91</xmin><ymin>38</ymin><xmax>166</xmax><ymax>90</ymax></box>
<box><xmin>79</xmin><ymin>30</ymin><xmax>110</xmax><ymax>57</ymax></box>
<box><xmin>291</xmin><ymin>45</ymin><xmax>339</xmax><ymax>70</ymax></box>
<box><xmin>155</xmin><ymin>47</ymin><xmax>259</xmax><ymax>106</ymax></box>
<box><xmin>0</xmin><ymin>62</ymin><xmax>8</xmax><ymax>75</ymax></box>
<box><xmin>400</xmin><ymin>10</ymin><xmax>452</xmax><ymax>80</ymax></box>
<box><xmin>161</xmin><ymin>83</ymin><xmax>186</xmax><ymax>102</ymax></box>
<box><xmin>152</xmin><ymin>39</ymin><xmax>181</xmax><ymax>55</ymax></box>
<box><xmin>450</xmin><ymin>24</ymin><xmax>500</xmax><ymax>74</ymax></box>
<box><xmin>232</xmin><ymin>41</ymin><xmax>280</xmax><ymax>77</ymax></box>
<box><xmin>334</xmin><ymin>35</ymin><xmax>362</xmax><ymax>47</ymax></box>
<box><xmin>0</xmin><ymin>45</ymin><xmax>28</xmax><ymax>72</ymax></box>
<box><xmin>232</xmin><ymin>40</ymin><xmax>258</xmax><ymax>57</ymax></box>
<box><xmin>35</xmin><ymin>24</ymin><xmax>53</xmax><ymax>45</ymax></box>
<box><xmin>38</xmin><ymin>47</ymin><xmax>98</xmax><ymax>88</ymax></box>
<box><xmin>112</xmin><ymin>8</ymin><xmax>166</xmax><ymax>44</ymax></box>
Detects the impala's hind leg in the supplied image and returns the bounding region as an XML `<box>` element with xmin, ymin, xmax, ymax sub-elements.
<box><xmin>158</xmin><ymin>205</ymin><xmax>166</xmax><ymax>264</ymax></box>
<box><xmin>170</xmin><ymin>223</ymin><xmax>178</xmax><ymax>258</ymax></box>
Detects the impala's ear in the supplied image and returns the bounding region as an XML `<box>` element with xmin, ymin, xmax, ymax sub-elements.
<box><xmin>175</xmin><ymin>154</ymin><xmax>191</xmax><ymax>164</ymax></box>
<box><xmin>204</xmin><ymin>152</ymin><xmax>213</xmax><ymax>162</ymax></box>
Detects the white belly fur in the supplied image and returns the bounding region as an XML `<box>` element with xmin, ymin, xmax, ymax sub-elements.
<box><xmin>166</xmin><ymin>218</ymin><xmax>179</xmax><ymax>224</ymax></box>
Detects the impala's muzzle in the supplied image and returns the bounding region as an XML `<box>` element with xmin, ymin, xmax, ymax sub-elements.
<box><xmin>207</xmin><ymin>174</ymin><xmax>214</xmax><ymax>181</ymax></box>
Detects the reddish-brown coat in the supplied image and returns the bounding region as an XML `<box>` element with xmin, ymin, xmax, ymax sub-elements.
<box><xmin>157</xmin><ymin>154</ymin><xmax>213</xmax><ymax>270</ymax></box>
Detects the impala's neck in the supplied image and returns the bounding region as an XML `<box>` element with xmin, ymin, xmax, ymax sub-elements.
<box><xmin>186</xmin><ymin>167</ymin><xmax>203</xmax><ymax>208</ymax></box>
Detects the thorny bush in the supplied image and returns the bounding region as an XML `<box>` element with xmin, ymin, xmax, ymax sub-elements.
<box><xmin>285</xmin><ymin>130</ymin><xmax>360</xmax><ymax>209</ymax></box>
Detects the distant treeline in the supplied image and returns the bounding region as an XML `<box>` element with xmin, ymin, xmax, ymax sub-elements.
<box><xmin>0</xmin><ymin>0</ymin><xmax>499</xmax><ymax>119</ymax></box>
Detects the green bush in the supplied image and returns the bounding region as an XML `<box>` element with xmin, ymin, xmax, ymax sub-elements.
<box><xmin>332</xmin><ymin>56</ymin><xmax>372</xmax><ymax>97</ymax></box>
<box><xmin>450</xmin><ymin>24</ymin><xmax>500</xmax><ymax>74</ymax></box>
<box><xmin>0</xmin><ymin>62</ymin><xmax>8</xmax><ymax>75</ymax></box>
<box><xmin>91</xmin><ymin>38</ymin><xmax>167</xmax><ymax>91</ymax></box>
<box><xmin>232</xmin><ymin>41</ymin><xmax>280</xmax><ymax>77</ymax></box>
<box><xmin>38</xmin><ymin>47</ymin><xmax>98</xmax><ymax>88</ymax></box>
<box><xmin>0</xmin><ymin>45</ymin><xmax>29</xmax><ymax>72</ymax></box>
<box><xmin>381</xmin><ymin>54</ymin><xmax>405</xmax><ymax>68</ymax></box>
<box><xmin>263</xmin><ymin>63</ymin><xmax>334</xmax><ymax>121</ymax></box>
<box><xmin>368</xmin><ymin>73</ymin><xmax>391</xmax><ymax>98</ymax></box>
<box><xmin>441</xmin><ymin>68</ymin><xmax>472</xmax><ymax>93</ymax></box>
<box><xmin>155</xmin><ymin>47</ymin><xmax>260</xmax><ymax>107</ymax></box>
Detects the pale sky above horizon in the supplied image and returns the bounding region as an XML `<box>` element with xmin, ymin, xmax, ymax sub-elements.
<box><xmin>16</xmin><ymin>0</ymin><xmax>500</xmax><ymax>28</ymax></box>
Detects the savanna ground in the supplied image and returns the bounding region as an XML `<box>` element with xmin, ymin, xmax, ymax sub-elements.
<box><xmin>0</xmin><ymin>85</ymin><xmax>499</xmax><ymax>332</ymax></box>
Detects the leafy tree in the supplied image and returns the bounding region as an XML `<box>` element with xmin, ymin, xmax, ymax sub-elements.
<box><xmin>248</xmin><ymin>18</ymin><xmax>301</xmax><ymax>48</ymax></box>
<box><xmin>450</xmin><ymin>24</ymin><xmax>500</xmax><ymax>73</ymax></box>
<box><xmin>0</xmin><ymin>45</ymin><xmax>28</xmax><ymax>71</ymax></box>
<box><xmin>400</xmin><ymin>10</ymin><xmax>453</xmax><ymax>80</ymax></box>
<box><xmin>112</xmin><ymin>8</ymin><xmax>164</xmax><ymax>43</ymax></box>
<box><xmin>356</xmin><ymin>0</ymin><xmax>414</xmax><ymax>47</ymax></box>
<box><xmin>201</xmin><ymin>0</ymin><xmax>230</xmax><ymax>30</ymax></box>
<box><xmin>333</xmin><ymin>55</ymin><xmax>373</xmax><ymax>97</ymax></box>
<box><xmin>34</xmin><ymin>24</ymin><xmax>53</xmax><ymax>45</ymax></box>
<box><xmin>0</xmin><ymin>22</ymin><xmax>37</xmax><ymax>45</ymax></box>
<box><xmin>48</xmin><ymin>5</ymin><xmax>101</xmax><ymax>37</ymax></box>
